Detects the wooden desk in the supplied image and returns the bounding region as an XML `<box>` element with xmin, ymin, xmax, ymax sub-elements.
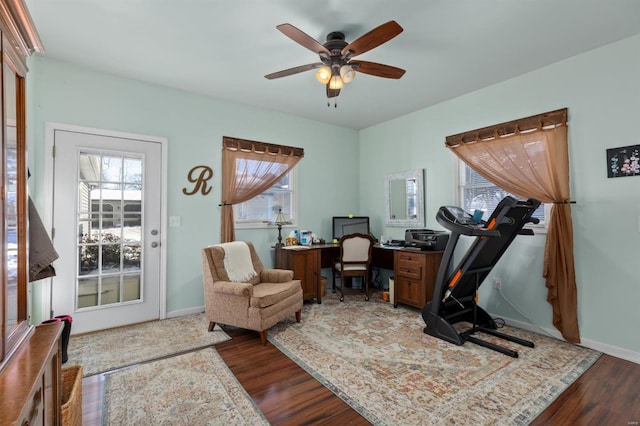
<box><xmin>276</xmin><ymin>244</ymin><xmax>441</xmax><ymax>307</ymax></box>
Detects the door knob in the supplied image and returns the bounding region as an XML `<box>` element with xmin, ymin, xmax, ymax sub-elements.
<box><xmin>150</xmin><ymin>229</ymin><xmax>158</xmax><ymax>235</ymax></box>
<box><xmin>151</xmin><ymin>242</ymin><xmax>159</xmax><ymax>248</ymax></box>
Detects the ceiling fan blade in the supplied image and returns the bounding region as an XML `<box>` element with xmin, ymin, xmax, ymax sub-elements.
<box><xmin>326</xmin><ymin>84</ymin><xmax>340</xmax><ymax>98</ymax></box>
<box><xmin>277</xmin><ymin>23</ymin><xmax>331</xmax><ymax>56</ymax></box>
<box><xmin>351</xmin><ymin>60</ymin><xmax>406</xmax><ymax>79</ymax></box>
<box><xmin>341</xmin><ymin>21</ymin><xmax>403</xmax><ymax>58</ymax></box>
<box><xmin>265</xmin><ymin>62</ymin><xmax>323</xmax><ymax>80</ymax></box>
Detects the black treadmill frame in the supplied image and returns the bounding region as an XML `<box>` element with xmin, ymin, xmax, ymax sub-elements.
<box><xmin>422</xmin><ymin>196</ymin><xmax>541</xmax><ymax>357</ymax></box>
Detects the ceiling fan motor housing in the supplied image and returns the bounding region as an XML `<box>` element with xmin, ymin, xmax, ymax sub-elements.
<box><xmin>321</xmin><ymin>31</ymin><xmax>351</xmax><ymax>72</ymax></box>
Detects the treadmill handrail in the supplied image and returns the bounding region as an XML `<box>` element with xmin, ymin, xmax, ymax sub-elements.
<box><xmin>436</xmin><ymin>206</ymin><xmax>501</xmax><ymax>238</ymax></box>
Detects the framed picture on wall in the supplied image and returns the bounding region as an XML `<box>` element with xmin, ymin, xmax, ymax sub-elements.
<box><xmin>606</xmin><ymin>144</ymin><xmax>640</xmax><ymax>178</ymax></box>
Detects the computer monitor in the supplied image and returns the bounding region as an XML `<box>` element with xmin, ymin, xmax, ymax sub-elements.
<box><xmin>332</xmin><ymin>216</ymin><xmax>370</xmax><ymax>240</ymax></box>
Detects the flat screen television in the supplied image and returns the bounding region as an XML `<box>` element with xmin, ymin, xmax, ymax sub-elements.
<box><xmin>332</xmin><ymin>216</ymin><xmax>370</xmax><ymax>240</ymax></box>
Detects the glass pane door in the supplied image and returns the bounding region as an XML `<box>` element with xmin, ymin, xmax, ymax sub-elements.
<box><xmin>52</xmin><ymin>128</ymin><xmax>162</xmax><ymax>334</ymax></box>
<box><xmin>76</xmin><ymin>151</ymin><xmax>143</xmax><ymax>309</ymax></box>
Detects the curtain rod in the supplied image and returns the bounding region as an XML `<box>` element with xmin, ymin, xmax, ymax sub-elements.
<box><xmin>223</xmin><ymin>136</ymin><xmax>304</xmax><ymax>157</ymax></box>
<box><xmin>445</xmin><ymin>108</ymin><xmax>567</xmax><ymax>147</ymax></box>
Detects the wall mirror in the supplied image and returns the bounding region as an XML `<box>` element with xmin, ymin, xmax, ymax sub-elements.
<box><xmin>384</xmin><ymin>169</ymin><xmax>425</xmax><ymax>227</ymax></box>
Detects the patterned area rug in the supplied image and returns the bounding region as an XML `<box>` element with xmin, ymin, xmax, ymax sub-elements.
<box><xmin>67</xmin><ymin>313</ymin><xmax>230</xmax><ymax>376</ymax></box>
<box><xmin>103</xmin><ymin>348</ymin><xmax>269</xmax><ymax>425</ymax></box>
<box><xmin>268</xmin><ymin>294</ymin><xmax>601</xmax><ymax>426</ymax></box>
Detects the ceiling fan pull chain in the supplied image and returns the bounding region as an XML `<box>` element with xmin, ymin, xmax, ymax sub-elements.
<box><xmin>326</xmin><ymin>99</ymin><xmax>338</xmax><ymax>108</ymax></box>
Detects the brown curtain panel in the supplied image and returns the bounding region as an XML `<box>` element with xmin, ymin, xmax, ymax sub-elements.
<box><xmin>446</xmin><ymin>110</ymin><xmax>580</xmax><ymax>343</ymax></box>
<box><xmin>220</xmin><ymin>137</ymin><xmax>303</xmax><ymax>243</ymax></box>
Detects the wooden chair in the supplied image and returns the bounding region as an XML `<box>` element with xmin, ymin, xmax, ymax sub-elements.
<box><xmin>201</xmin><ymin>241</ymin><xmax>302</xmax><ymax>345</ymax></box>
<box><xmin>332</xmin><ymin>233</ymin><xmax>374</xmax><ymax>302</ymax></box>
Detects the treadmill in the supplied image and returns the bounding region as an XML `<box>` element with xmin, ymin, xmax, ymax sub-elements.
<box><xmin>422</xmin><ymin>196</ymin><xmax>541</xmax><ymax>357</ymax></box>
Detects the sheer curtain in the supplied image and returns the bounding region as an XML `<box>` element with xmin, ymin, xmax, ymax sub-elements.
<box><xmin>220</xmin><ymin>137</ymin><xmax>304</xmax><ymax>243</ymax></box>
<box><xmin>446</xmin><ymin>109</ymin><xmax>580</xmax><ymax>343</ymax></box>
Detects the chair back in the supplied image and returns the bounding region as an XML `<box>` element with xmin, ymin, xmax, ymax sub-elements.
<box><xmin>339</xmin><ymin>233</ymin><xmax>373</xmax><ymax>265</ymax></box>
<box><xmin>202</xmin><ymin>241</ymin><xmax>264</xmax><ymax>285</ymax></box>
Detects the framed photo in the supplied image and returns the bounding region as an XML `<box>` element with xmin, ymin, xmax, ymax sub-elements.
<box><xmin>606</xmin><ymin>144</ymin><xmax>640</xmax><ymax>178</ymax></box>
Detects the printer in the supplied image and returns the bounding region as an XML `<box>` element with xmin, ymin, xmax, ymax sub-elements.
<box><xmin>404</xmin><ymin>229</ymin><xmax>450</xmax><ymax>251</ymax></box>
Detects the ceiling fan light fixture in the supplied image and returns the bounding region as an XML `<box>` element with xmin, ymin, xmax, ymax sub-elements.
<box><xmin>315</xmin><ymin>66</ymin><xmax>331</xmax><ymax>84</ymax></box>
<box><xmin>328</xmin><ymin>75</ymin><xmax>344</xmax><ymax>90</ymax></box>
<box><xmin>340</xmin><ymin>65</ymin><xmax>355</xmax><ymax>83</ymax></box>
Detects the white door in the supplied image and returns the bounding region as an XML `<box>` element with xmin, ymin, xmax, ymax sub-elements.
<box><xmin>50</xmin><ymin>127</ymin><xmax>165</xmax><ymax>334</ymax></box>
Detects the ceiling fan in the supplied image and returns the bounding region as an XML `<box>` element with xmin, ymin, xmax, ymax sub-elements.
<box><xmin>265</xmin><ymin>20</ymin><xmax>406</xmax><ymax>104</ymax></box>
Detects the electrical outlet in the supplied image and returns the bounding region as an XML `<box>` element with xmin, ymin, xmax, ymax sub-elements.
<box><xmin>493</xmin><ymin>277</ymin><xmax>502</xmax><ymax>289</ymax></box>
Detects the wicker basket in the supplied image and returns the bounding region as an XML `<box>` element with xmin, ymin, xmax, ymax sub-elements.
<box><xmin>61</xmin><ymin>365</ymin><xmax>83</xmax><ymax>426</ymax></box>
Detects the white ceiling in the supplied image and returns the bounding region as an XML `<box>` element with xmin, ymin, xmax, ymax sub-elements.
<box><xmin>25</xmin><ymin>0</ymin><xmax>640</xmax><ymax>130</ymax></box>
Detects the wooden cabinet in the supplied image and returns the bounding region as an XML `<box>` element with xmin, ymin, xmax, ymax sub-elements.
<box><xmin>0</xmin><ymin>0</ymin><xmax>44</xmax><ymax>366</ymax></box>
<box><xmin>393</xmin><ymin>250</ymin><xmax>443</xmax><ymax>309</ymax></box>
<box><xmin>276</xmin><ymin>247</ymin><xmax>322</xmax><ymax>302</ymax></box>
<box><xmin>0</xmin><ymin>2</ymin><xmax>61</xmax><ymax>426</ymax></box>
<box><xmin>0</xmin><ymin>323</ymin><xmax>63</xmax><ymax>425</ymax></box>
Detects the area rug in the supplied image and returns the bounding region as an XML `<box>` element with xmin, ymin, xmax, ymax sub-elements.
<box><xmin>103</xmin><ymin>347</ymin><xmax>269</xmax><ymax>425</ymax></box>
<box><xmin>268</xmin><ymin>294</ymin><xmax>601</xmax><ymax>426</ymax></box>
<box><xmin>67</xmin><ymin>313</ymin><xmax>230</xmax><ymax>376</ymax></box>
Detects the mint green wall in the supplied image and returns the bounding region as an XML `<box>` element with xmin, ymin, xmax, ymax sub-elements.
<box><xmin>359</xmin><ymin>34</ymin><xmax>640</xmax><ymax>355</ymax></box>
<box><xmin>26</xmin><ymin>57</ymin><xmax>358</xmax><ymax>319</ymax></box>
<box><xmin>25</xmin><ymin>33</ymin><xmax>640</xmax><ymax>356</ymax></box>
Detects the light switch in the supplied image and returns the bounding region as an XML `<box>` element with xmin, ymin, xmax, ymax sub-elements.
<box><xmin>169</xmin><ymin>216</ymin><xmax>181</xmax><ymax>227</ymax></box>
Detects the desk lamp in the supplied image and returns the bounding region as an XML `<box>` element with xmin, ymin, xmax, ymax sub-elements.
<box><xmin>273</xmin><ymin>209</ymin><xmax>291</xmax><ymax>247</ymax></box>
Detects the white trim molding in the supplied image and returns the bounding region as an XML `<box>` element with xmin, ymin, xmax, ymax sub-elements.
<box><xmin>496</xmin><ymin>315</ymin><xmax>640</xmax><ymax>365</ymax></box>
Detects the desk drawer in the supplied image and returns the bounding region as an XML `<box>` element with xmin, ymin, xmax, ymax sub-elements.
<box><xmin>396</xmin><ymin>251</ymin><xmax>424</xmax><ymax>264</ymax></box>
<box><xmin>396</xmin><ymin>261</ymin><xmax>422</xmax><ymax>280</ymax></box>
<box><xmin>396</xmin><ymin>257</ymin><xmax>423</xmax><ymax>280</ymax></box>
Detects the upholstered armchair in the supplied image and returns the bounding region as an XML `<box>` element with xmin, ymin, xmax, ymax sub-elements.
<box><xmin>201</xmin><ymin>241</ymin><xmax>303</xmax><ymax>345</ymax></box>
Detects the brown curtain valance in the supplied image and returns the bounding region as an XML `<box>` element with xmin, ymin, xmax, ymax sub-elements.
<box><xmin>445</xmin><ymin>108</ymin><xmax>567</xmax><ymax>147</ymax></box>
<box><xmin>223</xmin><ymin>136</ymin><xmax>304</xmax><ymax>157</ymax></box>
<box><xmin>220</xmin><ymin>136</ymin><xmax>304</xmax><ymax>242</ymax></box>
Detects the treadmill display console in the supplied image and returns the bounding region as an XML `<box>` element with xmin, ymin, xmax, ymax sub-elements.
<box><xmin>442</xmin><ymin>206</ymin><xmax>476</xmax><ymax>226</ymax></box>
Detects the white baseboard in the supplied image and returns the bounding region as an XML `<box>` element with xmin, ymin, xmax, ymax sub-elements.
<box><xmin>494</xmin><ymin>314</ymin><xmax>640</xmax><ymax>365</ymax></box>
<box><xmin>578</xmin><ymin>337</ymin><xmax>640</xmax><ymax>365</ymax></box>
<box><xmin>166</xmin><ymin>305</ymin><xmax>205</xmax><ymax>319</ymax></box>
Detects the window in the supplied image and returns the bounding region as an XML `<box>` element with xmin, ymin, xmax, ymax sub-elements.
<box><xmin>458</xmin><ymin>161</ymin><xmax>547</xmax><ymax>227</ymax></box>
<box><xmin>220</xmin><ymin>136</ymin><xmax>303</xmax><ymax>242</ymax></box>
<box><xmin>234</xmin><ymin>167</ymin><xmax>297</xmax><ymax>228</ymax></box>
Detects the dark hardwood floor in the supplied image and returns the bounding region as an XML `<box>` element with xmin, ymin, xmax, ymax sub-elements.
<box><xmin>81</xmin><ymin>327</ymin><xmax>640</xmax><ymax>425</ymax></box>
